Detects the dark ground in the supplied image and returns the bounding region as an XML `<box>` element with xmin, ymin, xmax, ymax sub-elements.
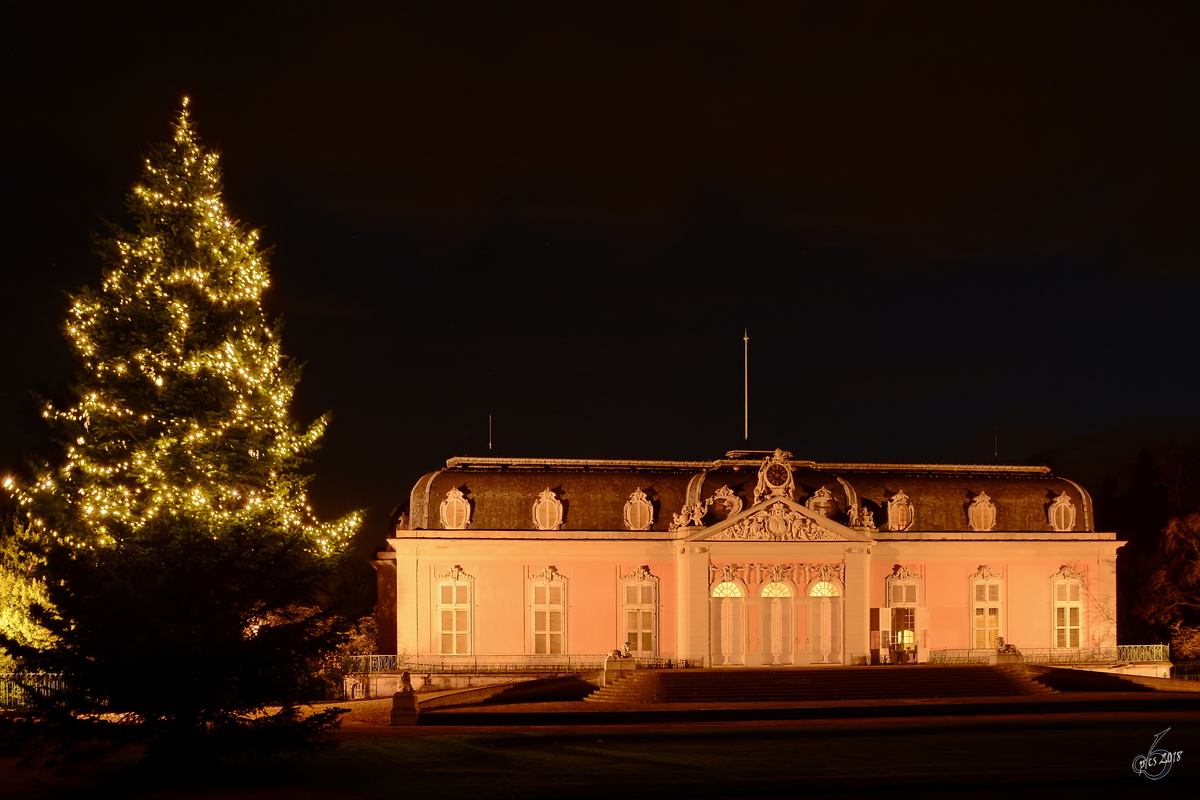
<box><xmin>4</xmin><ymin>704</ymin><xmax>1197</xmax><ymax>798</ymax></box>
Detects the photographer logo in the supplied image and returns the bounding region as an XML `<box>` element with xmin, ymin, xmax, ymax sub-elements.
<box><xmin>1131</xmin><ymin>728</ymin><xmax>1182</xmax><ymax>781</ymax></box>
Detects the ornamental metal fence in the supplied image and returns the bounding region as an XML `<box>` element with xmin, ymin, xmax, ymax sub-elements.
<box><xmin>927</xmin><ymin>645</ymin><xmax>1171</xmax><ymax>666</ymax></box>
<box><xmin>342</xmin><ymin>654</ymin><xmax>704</xmax><ymax>675</ymax></box>
<box><xmin>0</xmin><ymin>673</ymin><xmax>67</xmax><ymax>710</ymax></box>
<box><xmin>1171</xmin><ymin>661</ymin><xmax>1200</xmax><ymax>682</ymax></box>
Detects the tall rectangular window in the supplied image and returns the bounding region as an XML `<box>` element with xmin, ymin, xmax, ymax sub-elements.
<box><xmin>438</xmin><ymin>582</ymin><xmax>471</xmax><ymax>655</ymax></box>
<box><xmin>972</xmin><ymin>581</ymin><xmax>1001</xmax><ymax>650</ymax></box>
<box><xmin>532</xmin><ymin>582</ymin><xmax>565</xmax><ymax>655</ymax></box>
<box><xmin>1054</xmin><ymin>581</ymin><xmax>1083</xmax><ymax>648</ymax></box>
<box><xmin>623</xmin><ymin>581</ymin><xmax>657</xmax><ymax>656</ymax></box>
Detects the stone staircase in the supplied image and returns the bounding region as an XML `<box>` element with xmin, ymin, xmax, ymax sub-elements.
<box><xmin>586</xmin><ymin>665</ymin><xmax>1053</xmax><ymax>703</ymax></box>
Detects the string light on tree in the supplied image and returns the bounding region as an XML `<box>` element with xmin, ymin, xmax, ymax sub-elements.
<box><xmin>7</xmin><ymin>98</ymin><xmax>358</xmax><ymax>555</ymax></box>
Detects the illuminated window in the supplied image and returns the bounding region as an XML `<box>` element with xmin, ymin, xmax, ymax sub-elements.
<box><xmin>531</xmin><ymin>575</ymin><xmax>566</xmax><ymax>655</ymax></box>
<box><xmin>971</xmin><ymin>579</ymin><xmax>1002</xmax><ymax>650</ymax></box>
<box><xmin>437</xmin><ymin>579</ymin><xmax>471</xmax><ymax>655</ymax></box>
<box><xmin>712</xmin><ymin>581</ymin><xmax>743</xmax><ymax>598</ymax></box>
<box><xmin>809</xmin><ymin>581</ymin><xmax>840</xmax><ymax>597</ymax></box>
<box><xmin>622</xmin><ymin>568</ymin><xmax>658</xmax><ymax>656</ymax></box>
<box><xmin>1054</xmin><ymin>579</ymin><xmax>1084</xmax><ymax>648</ymax></box>
<box><xmin>762</xmin><ymin>582</ymin><xmax>792</xmax><ymax>598</ymax></box>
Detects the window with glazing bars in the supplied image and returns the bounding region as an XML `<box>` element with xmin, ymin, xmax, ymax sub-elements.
<box><xmin>438</xmin><ymin>582</ymin><xmax>471</xmax><ymax>654</ymax></box>
<box><xmin>1054</xmin><ymin>581</ymin><xmax>1083</xmax><ymax>648</ymax></box>
<box><xmin>532</xmin><ymin>582</ymin><xmax>565</xmax><ymax>655</ymax></box>
<box><xmin>972</xmin><ymin>582</ymin><xmax>1001</xmax><ymax>650</ymax></box>
<box><xmin>623</xmin><ymin>582</ymin><xmax>656</xmax><ymax>656</ymax></box>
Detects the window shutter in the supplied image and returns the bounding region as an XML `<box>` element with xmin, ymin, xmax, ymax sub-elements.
<box><xmin>456</xmin><ymin>585</ymin><xmax>469</xmax><ymax>604</ymax></box>
<box><xmin>534</xmin><ymin>610</ymin><xmax>547</xmax><ymax>633</ymax></box>
<box><xmin>1069</xmin><ymin>583</ymin><xmax>1081</xmax><ymax>602</ymax></box>
<box><xmin>905</xmin><ymin>584</ymin><xmax>917</xmax><ymax>604</ymax></box>
<box><xmin>534</xmin><ymin>585</ymin><xmax>547</xmax><ymax>605</ymax></box>
<box><xmin>441</xmin><ymin>585</ymin><xmax>453</xmax><ymax>604</ymax></box>
<box><xmin>642</xmin><ymin>585</ymin><xmax>655</xmax><ymax>605</ymax></box>
<box><xmin>549</xmin><ymin>585</ymin><xmax>563</xmax><ymax>605</ymax></box>
<box><xmin>549</xmin><ymin>610</ymin><xmax>563</xmax><ymax>633</ymax></box>
<box><xmin>626</xmin><ymin>585</ymin><xmax>638</xmax><ymax>605</ymax></box>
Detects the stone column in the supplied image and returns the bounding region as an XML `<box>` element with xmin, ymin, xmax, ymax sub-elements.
<box><xmin>843</xmin><ymin>545</ymin><xmax>872</xmax><ymax>665</ymax></box>
<box><xmin>674</xmin><ymin>544</ymin><xmax>712</xmax><ymax>665</ymax></box>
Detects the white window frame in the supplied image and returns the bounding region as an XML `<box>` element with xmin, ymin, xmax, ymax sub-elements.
<box><xmin>621</xmin><ymin>566</ymin><xmax>658</xmax><ymax>656</ymax></box>
<box><xmin>970</xmin><ymin>577</ymin><xmax>1003</xmax><ymax>650</ymax></box>
<box><xmin>1052</xmin><ymin>569</ymin><xmax>1086</xmax><ymax>649</ymax></box>
<box><xmin>436</xmin><ymin>569</ymin><xmax>473</xmax><ymax>655</ymax></box>
<box><xmin>530</xmin><ymin>568</ymin><xmax>567</xmax><ymax>656</ymax></box>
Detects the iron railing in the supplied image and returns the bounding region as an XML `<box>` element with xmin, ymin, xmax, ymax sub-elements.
<box><xmin>343</xmin><ymin>654</ymin><xmax>611</xmax><ymax>674</ymax></box>
<box><xmin>1170</xmin><ymin>662</ymin><xmax>1200</xmax><ymax>682</ymax></box>
<box><xmin>634</xmin><ymin>657</ymin><xmax>705</xmax><ymax>669</ymax></box>
<box><xmin>0</xmin><ymin>673</ymin><xmax>67</xmax><ymax>710</ymax></box>
<box><xmin>343</xmin><ymin>654</ymin><xmax>705</xmax><ymax>674</ymax></box>
<box><xmin>928</xmin><ymin>645</ymin><xmax>1171</xmax><ymax>666</ymax></box>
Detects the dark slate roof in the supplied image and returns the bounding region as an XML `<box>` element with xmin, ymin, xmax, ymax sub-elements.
<box><xmin>399</xmin><ymin>452</ymin><xmax>1095</xmax><ymax>533</ymax></box>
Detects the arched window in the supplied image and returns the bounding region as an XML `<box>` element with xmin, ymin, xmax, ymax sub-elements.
<box><xmin>437</xmin><ymin>566</ymin><xmax>473</xmax><ymax>655</ymax></box>
<box><xmin>622</xmin><ymin>566</ymin><xmax>658</xmax><ymax>656</ymax></box>
<box><xmin>712</xmin><ymin>581</ymin><xmax>743</xmax><ymax>598</ymax></box>
<box><xmin>1052</xmin><ymin>566</ymin><xmax>1085</xmax><ymax>648</ymax></box>
<box><xmin>531</xmin><ymin>567</ymin><xmax>567</xmax><ymax>655</ymax></box>
<box><xmin>809</xmin><ymin>581</ymin><xmax>840</xmax><ymax>597</ymax></box>
<box><xmin>762</xmin><ymin>582</ymin><xmax>792</xmax><ymax>598</ymax></box>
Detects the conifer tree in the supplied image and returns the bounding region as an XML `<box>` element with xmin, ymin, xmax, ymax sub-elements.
<box><xmin>7</xmin><ymin>98</ymin><xmax>356</xmax><ymax>555</ymax></box>
<box><xmin>1</xmin><ymin>101</ymin><xmax>360</xmax><ymax>766</ymax></box>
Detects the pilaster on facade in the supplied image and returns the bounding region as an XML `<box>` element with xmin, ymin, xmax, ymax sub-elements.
<box><xmin>675</xmin><ymin>544</ymin><xmax>712</xmax><ymax>665</ymax></box>
<box><xmin>842</xmin><ymin>546</ymin><xmax>873</xmax><ymax>664</ymax></box>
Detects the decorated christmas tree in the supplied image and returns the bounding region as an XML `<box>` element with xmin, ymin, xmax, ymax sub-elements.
<box><xmin>2</xmin><ymin>101</ymin><xmax>360</xmax><ymax>765</ymax></box>
<box><xmin>7</xmin><ymin>98</ymin><xmax>356</xmax><ymax>555</ymax></box>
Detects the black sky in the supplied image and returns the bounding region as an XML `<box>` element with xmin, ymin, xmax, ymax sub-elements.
<box><xmin>3</xmin><ymin>1</ymin><xmax>1199</xmax><ymax>546</ymax></box>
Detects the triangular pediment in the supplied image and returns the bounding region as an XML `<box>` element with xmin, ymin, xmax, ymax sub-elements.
<box><xmin>684</xmin><ymin>497</ymin><xmax>873</xmax><ymax>543</ymax></box>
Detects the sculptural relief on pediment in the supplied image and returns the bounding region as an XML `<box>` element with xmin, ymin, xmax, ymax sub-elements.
<box><xmin>707</xmin><ymin>501</ymin><xmax>840</xmax><ymax>542</ymax></box>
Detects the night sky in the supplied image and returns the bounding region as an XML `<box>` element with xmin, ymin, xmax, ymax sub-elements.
<box><xmin>3</xmin><ymin>2</ymin><xmax>1199</xmax><ymax>550</ymax></box>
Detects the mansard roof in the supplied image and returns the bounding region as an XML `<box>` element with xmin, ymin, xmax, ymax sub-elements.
<box><xmin>396</xmin><ymin>450</ymin><xmax>1096</xmax><ymax>535</ymax></box>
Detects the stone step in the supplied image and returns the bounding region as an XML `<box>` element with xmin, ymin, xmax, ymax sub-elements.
<box><xmin>586</xmin><ymin>666</ymin><xmax>1054</xmax><ymax>703</ymax></box>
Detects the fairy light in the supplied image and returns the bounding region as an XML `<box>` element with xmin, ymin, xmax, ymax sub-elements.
<box><xmin>4</xmin><ymin>101</ymin><xmax>359</xmax><ymax>556</ymax></box>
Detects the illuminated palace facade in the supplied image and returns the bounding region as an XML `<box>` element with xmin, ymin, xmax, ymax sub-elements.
<box><xmin>373</xmin><ymin>449</ymin><xmax>1121</xmax><ymax>666</ymax></box>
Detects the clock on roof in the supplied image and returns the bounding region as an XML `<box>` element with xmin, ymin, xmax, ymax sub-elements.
<box><xmin>754</xmin><ymin>448</ymin><xmax>796</xmax><ymax>502</ymax></box>
<box><xmin>766</xmin><ymin>464</ymin><xmax>789</xmax><ymax>487</ymax></box>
